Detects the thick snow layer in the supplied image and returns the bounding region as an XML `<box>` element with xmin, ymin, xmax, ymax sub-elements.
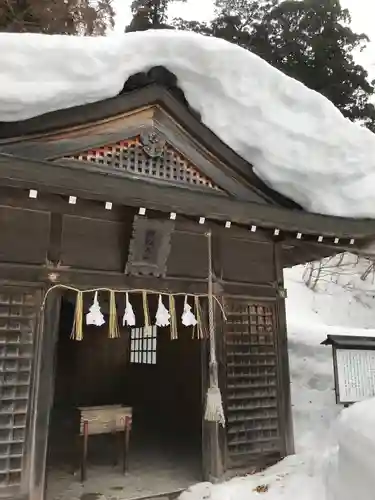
<box><xmin>1</xmin><ymin>30</ymin><xmax>375</xmax><ymax>218</ymax></box>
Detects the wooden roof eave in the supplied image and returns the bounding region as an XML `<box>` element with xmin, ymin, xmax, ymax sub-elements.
<box><xmin>0</xmin><ymin>84</ymin><xmax>299</xmax><ymax>210</ymax></box>
<box><xmin>282</xmin><ymin>244</ymin><xmax>337</xmax><ymax>268</ymax></box>
<box><xmin>1</xmin><ymin>152</ymin><xmax>375</xmax><ymax>242</ymax></box>
<box><xmin>282</xmin><ymin>233</ymin><xmax>375</xmax><ymax>267</ymax></box>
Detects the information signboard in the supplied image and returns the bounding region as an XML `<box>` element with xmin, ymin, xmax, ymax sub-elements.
<box><xmin>336</xmin><ymin>348</ymin><xmax>375</xmax><ymax>403</ymax></box>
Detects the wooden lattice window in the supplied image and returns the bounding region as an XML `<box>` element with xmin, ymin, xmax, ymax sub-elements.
<box><xmin>0</xmin><ymin>288</ymin><xmax>39</xmax><ymax>490</ymax></box>
<box><xmin>130</xmin><ymin>326</ymin><xmax>157</xmax><ymax>365</ymax></box>
<box><xmin>63</xmin><ymin>132</ymin><xmax>221</xmax><ymax>191</ymax></box>
<box><xmin>224</xmin><ymin>299</ymin><xmax>281</xmax><ymax>467</ymax></box>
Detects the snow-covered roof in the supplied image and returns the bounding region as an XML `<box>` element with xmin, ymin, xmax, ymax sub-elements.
<box><xmin>1</xmin><ymin>30</ymin><xmax>375</xmax><ymax>219</ymax></box>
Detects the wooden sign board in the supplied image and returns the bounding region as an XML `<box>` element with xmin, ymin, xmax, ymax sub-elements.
<box><xmin>79</xmin><ymin>405</ymin><xmax>132</xmax><ymax>435</ymax></box>
<box><xmin>335</xmin><ymin>348</ymin><xmax>375</xmax><ymax>404</ymax></box>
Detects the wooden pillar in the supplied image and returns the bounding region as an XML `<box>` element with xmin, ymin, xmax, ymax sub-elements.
<box><xmin>29</xmin><ymin>288</ymin><xmax>61</xmax><ymax>500</ymax></box>
<box><xmin>201</xmin><ymin>279</ymin><xmax>226</xmax><ymax>483</ymax></box>
<box><xmin>274</xmin><ymin>242</ymin><xmax>295</xmax><ymax>457</ymax></box>
<box><xmin>81</xmin><ymin>421</ymin><xmax>89</xmax><ymax>483</ymax></box>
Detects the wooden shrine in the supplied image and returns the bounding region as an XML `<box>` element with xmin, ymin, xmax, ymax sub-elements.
<box><xmin>1</xmin><ymin>67</ymin><xmax>375</xmax><ymax>500</ymax></box>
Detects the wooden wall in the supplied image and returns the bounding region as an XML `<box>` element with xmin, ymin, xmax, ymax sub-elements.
<box><xmin>0</xmin><ymin>187</ymin><xmax>277</xmax><ymax>291</ymax></box>
<box><xmin>0</xmin><ymin>186</ymin><xmax>287</xmax><ymax>496</ymax></box>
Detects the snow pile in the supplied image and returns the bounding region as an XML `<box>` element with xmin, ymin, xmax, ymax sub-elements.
<box><xmin>325</xmin><ymin>398</ymin><xmax>375</xmax><ymax>500</ymax></box>
<box><xmin>285</xmin><ymin>257</ymin><xmax>375</xmax><ymax>452</ymax></box>
<box><xmin>181</xmin><ymin>454</ymin><xmax>326</xmax><ymax>500</ymax></box>
<box><xmin>1</xmin><ymin>30</ymin><xmax>375</xmax><ymax>217</ymax></box>
<box><xmin>285</xmin><ymin>254</ymin><xmax>375</xmax><ymax>330</ymax></box>
<box><xmin>181</xmin><ymin>257</ymin><xmax>375</xmax><ymax>500</ymax></box>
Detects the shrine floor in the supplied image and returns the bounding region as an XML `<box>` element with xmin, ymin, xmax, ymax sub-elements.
<box><xmin>46</xmin><ymin>431</ymin><xmax>202</xmax><ymax>500</ymax></box>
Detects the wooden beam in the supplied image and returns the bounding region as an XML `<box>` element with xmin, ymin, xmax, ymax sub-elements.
<box><xmin>274</xmin><ymin>243</ymin><xmax>295</xmax><ymax>457</ymax></box>
<box><xmin>0</xmin><ymin>262</ymin><xmax>279</xmax><ymax>299</ymax></box>
<box><xmin>0</xmin><ymin>153</ymin><xmax>375</xmax><ymax>239</ymax></box>
<box><xmin>29</xmin><ymin>288</ymin><xmax>61</xmax><ymax>500</ymax></box>
<box><xmin>281</xmin><ymin>239</ymin><xmax>361</xmax><ymax>267</ymax></box>
<box><xmin>0</xmin><ymin>262</ymin><xmax>208</xmax><ymax>293</ymax></box>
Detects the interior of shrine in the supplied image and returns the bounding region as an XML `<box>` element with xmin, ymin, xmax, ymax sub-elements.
<box><xmin>45</xmin><ymin>292</ymin><xmax>204</xmax><ymax>500</ymax></box>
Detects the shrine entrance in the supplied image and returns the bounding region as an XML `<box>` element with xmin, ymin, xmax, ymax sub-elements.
<box><xmin>45</xmin><ymin>290</ymin><xmax>206</xmax><ymax>500</ymax></box>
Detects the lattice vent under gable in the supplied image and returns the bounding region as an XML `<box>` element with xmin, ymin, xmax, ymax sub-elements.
<box><xmin>64</xmin><ymin>135</ymin><xmax>222</xmax><ymax>191</ymax></box>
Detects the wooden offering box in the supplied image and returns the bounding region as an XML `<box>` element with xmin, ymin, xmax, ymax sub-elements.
<box><xmin>79</xmin><ymin>405</ymin><xmax>132</xmax><ymax>435</ymax></box>
<box><xmin>78</xmin><ymin>405</ymin><xmax>133</xmax><ymax>481</ymax></box>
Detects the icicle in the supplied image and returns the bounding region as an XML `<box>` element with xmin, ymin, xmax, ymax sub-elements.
<box><xmin>108</xmin><ymin>291</ymin><xmax>120</xmax><ymax>339</ymax></box>
<box><xmin>169</xmin><ymin>295</ymin><xmax>178</xmax><ymax>340</ymax></box>
<box><xmin>181</xmin><ymin>295</ymin><xmax>197</xmax><ymax>327</ymax></box>
<box><xmin>86</xmin><ymin>292</ymin><xmax>105</xmax><ymax>327</ymax></box>
<box><xmin>155</xmin><ymin>295</ymin><xmax>170</xmax><ymax>327</ymax></box>
<box><xmin>123</xmin><ymin>292</ymin><xmax>136</xmax><ymax>327</ymax></box>
<box><xmin>71</xmin><ymin>291</ymin><xmax>84</xmax><ymax>341</ymax></box>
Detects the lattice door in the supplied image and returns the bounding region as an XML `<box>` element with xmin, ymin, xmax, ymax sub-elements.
<box><xmin>225</xmin><ymin>299</ymin><xmax>282</xmax><ymax>468</ymax></box>
<box><xmin>0</xmin><ymin>287</ymin><xmax>40</xmax><ymax>491</ymax></box>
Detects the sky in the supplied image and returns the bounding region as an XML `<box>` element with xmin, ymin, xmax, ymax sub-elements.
<box><xmin>114</xmin><ymin>0</ymin><xmax>375</xmax><ymax>76</ymax></box>
<box><xmin>341</xmin><ymin>0</ymin><xmax>375</xmax><ymax>75</ymax></box>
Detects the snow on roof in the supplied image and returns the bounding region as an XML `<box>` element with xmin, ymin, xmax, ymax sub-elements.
<box><xmin>1</xmin><ymin>29</ymin><xmax>375</xmax><ymax>219</ymax></box>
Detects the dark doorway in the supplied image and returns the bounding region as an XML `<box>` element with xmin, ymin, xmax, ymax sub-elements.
<box><xmin>45</xmin><ymin>292</ymin><xmax>204</xmax><ymax>500</ymax></box>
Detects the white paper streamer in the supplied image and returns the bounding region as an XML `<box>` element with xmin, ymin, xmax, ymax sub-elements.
<box><xmin>155</xmin><ymin>295</ymin><xmax>170</xmax><ymax>327</ymax></box>
<box><xmin>182</xmin><ymin>296</ymin><xmax>198</xmax><ymax>327</ymax></box>
<box><xmin>123</xmin><ymin>292</ymin><xmax>136</xmax><ymax>327</ymax></box>
<box><xmin>86</xmin><ymin>291</ymin><xmax>105</xmax><ymax>327</ymax></box>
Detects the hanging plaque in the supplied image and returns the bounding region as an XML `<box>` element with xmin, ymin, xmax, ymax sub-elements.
<box><xmin>125</xmin><ymin>216</ymin><xmax>174</xmax><ymax>277</ymax></box>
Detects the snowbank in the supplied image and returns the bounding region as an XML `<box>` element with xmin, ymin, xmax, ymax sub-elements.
<box><xmin>326</xmin><ymin>398</ymin><xmax>375</xmax><ymax>500</ymax></box>
<box><xmin>1</xmin><ymin>30</ymin><xmax>375</xmax><ymax>218</ymax></box>
<box><xmin>180</xmin><ymin>453</ymin><xmax>326</xmax><ymax>500</ymax></box>
<box><xmin>285</xmin><ymin>255</ymin><xmax>375</xmax><ymax>331</ymax></box>
<box><xmin>285</xmin><ymin>258</ymin><xmax>375</xmax><ymax>451</ymax></box>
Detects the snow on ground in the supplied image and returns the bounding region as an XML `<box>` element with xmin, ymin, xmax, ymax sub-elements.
<box><xmin>286</xmin><ymin>254</ymin><xmax>375</xmax><ymax>456</ymax></box>
<box><xmin>326</xmin><ymin>398</ymin><xmax>375</xmax><ymax>500</ymax></box>
<box><xmin>2</xmin><ymin>30</ymin><xmax>375</xmax><ymax>217</ymax></box>
<box><xmin>182</xmin><ymin>254</ymin><xmax>375</xmax><ymax>500</ymax></box>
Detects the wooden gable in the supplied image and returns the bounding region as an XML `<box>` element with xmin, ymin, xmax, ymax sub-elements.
<box><xmin>0</xmin><ymin>102</ymin><xmax>274</xmax><ymax>204</ymax></box>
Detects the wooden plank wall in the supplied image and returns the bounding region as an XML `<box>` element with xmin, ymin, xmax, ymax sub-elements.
<box><xmin>0</xmin><ymin>186</ymin><xmax>278</xmax><ymax>295</ymax></box>
<box><xmin>0</xmin><ymin>186</ymin><xmax>287</xmax><ymax>493</ymax></box>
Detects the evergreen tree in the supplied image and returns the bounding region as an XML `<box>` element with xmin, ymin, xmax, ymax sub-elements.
<box><xmin>0</xmin><ymin>0</ymin><xmax>114</xmax><ymax>35</ymax></box>
<box><xmin>126</xmin><ymin>0</ymin><xmax>185</xmax><ymax>32</ymax></box>
<box><xmin>176</xmin><ymin>0</ymin><xmax>375</xmax><ymax>130</ymax></box>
